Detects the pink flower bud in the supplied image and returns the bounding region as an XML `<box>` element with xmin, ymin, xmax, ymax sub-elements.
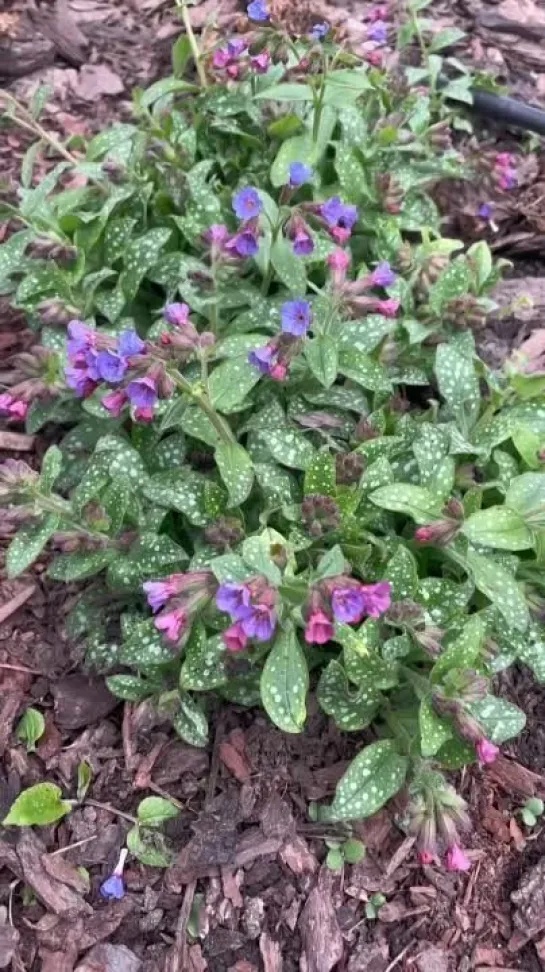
<box><xmin>251</xmin><ymin>51</ymin><xmax>271</xmax><ymax>73</ymax></box>
<box><xmin>445</xmin><ymin>844</ymin><xmax>471</xmax><ymax>872</ymax></box>
<box><xmin>270</xmin><ymin>362</ymin><xmax>288</xmax><ymax>382</ymax></box>
<box><xmin>327</xmin><ymin>248</ymin><xmax>350</xmax><ymax>289</ymax></box>
<box><xmin>330</xmin><ymin>226</ymin><xmax>351</xmax><ymax>245</ymax></box>
<box><xmin>154</xmin><ymin>606</ymin><xmax>187</xmax><ymax>643</ymax></box>
<box><xmin>223</xmin><ymin>622</ymin><xmax>249</xmax><ymax>653</ymax></box>
<box><xmin>133</xmin><ymin>406</ymin><xmax>155</xmax><ymax>423</ymax></box>
<box><xmin>415</xmin><ymin>526</ymin><xmax>435</xmax><ymax>544</ymax></box>
<box><xmin>102</xmin><ymin>389</ymin><xmax>128</xmax><ymax>417</ymax></box>
<box><xmin>304</xmin><ymin>610</ymin><xmax>334</xmax><ymax>645</ymax></box>
<box><xmin>475</xmin><ymin>738</ymin><xmax>499</xmax><ymax>765</ymax></box>
<box><xmin>375</xmin><ymin>298</ymin><xmax>400</xmax><ymax>318</ymax></box>
<box><xmin>418</xmin><ymin>850</ymin><xmax>435</xmax><ymax>866</ymax></box>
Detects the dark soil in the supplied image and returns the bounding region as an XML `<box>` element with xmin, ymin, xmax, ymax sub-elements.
<box><xmin>2</xmin><ymin>0</ymin><xmax>545</xmax><ymax>969</ymax></box>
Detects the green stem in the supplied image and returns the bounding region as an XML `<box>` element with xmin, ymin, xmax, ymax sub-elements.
<box><xmin>261</xmin><ymin>219</ymin><xmax>282</xmax><ymax>296</ymax></box>
<box><xmin>175</xmin><ymin>0</ymin><xmax>208</xmax><ymax>88</ymax></box>
<box><xmin>170</xmin><ymin>371</ymin><xmax>235</xmax><ymax>444</ymax></box>
<box><xmin>35</xmin><ymin>493</ymin><xmax>113</xmax><ymax>542</ymax></box>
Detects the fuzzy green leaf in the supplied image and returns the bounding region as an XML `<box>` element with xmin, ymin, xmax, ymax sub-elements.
<box><xmin>4</xmin><ymin>783</ymin><xmax>71</xmax><ymax>827</ymax></box>
<box><xmin>318</xmin><ymin>660</ymin><xmax>379</xmax><ymax>731</ymax></box>
<box><xmin>370</xmin><ymin>483</ymin><xmax>443</xmax><ymax>523</ymax></box>
<box><xmin>266</xmin><ymin>426</ymin><xmax>315</xmax><ymax>470</ymax></box>
<box><xmin>462</xmin><ymin>506</ymin><xmax>534</xmax><ymax>551</ymax></box>
<box><xmin>419</xmin><ymin>700</ymin><xmax>453</xmax><ymax>757</ymax></box>
<box><xmin>384</xmin><ymin>545</ymin><xmax>418</xmax><ymax>600</ymax></box>
<box><xmin>137</xmin><ymin>796</ymin><xmax>179</xmax><ymax>828</ymax></box>
<box><xmin>432</xmin><ymin>614</ymin><xmax>486</xmax><ymax>681</ymax></box>
<box><xmin>506</xmin><ymin>473</ymin><xmax>545</xmax><ymax>528</ymax></box>
<box><xmin>435</xmin><ymin>343</ymin><xmax>480</xmax><ymax>433</ymax></box>
<box><xmin>7</xmin><ymin>515</ymin><xmax>59</xmax><ymax>579</ymax></box>
<box><xmin>467</xmin><ymin>695</ymin><xmax>526</xmax><ymax>744</ymax></box>
<box><xmin>304</xmin><ymin>335</ymin><xmax>338</xmax><ymax>389</ymax></box>
<box><xmin>180</xmin><ymin>628</ymin><xmax>226</xmax><ymax>691</ymax></box>
<box><xmin>173</xmin><ymin>692</ymin><xmax>208</xmax><ymax>747</ymax></box>
<box><xmin>215</xmin><ymin>442</ymin><xmax>254</xmax><ymax>508</ymax></box>
<box><xmin>261</xmin><ymin>621</ymin><xmax>308</xmax><ymax>733</ymax></box>
<box><xmin>466</xmin><ymin>549</ymin><xmax>529</xmax><ymax>632</ymax></box>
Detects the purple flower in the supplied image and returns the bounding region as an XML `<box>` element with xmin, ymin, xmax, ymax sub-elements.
<box><xmin>248</xmin><ymin>345</ymin><xmax>276</xmax><ymax>374</ymax></box>
<box><xmin>143</xmin><ymin>579</ymin><xmax>175</xmax><ymax>613</ymax></box>
<box><xmin>310</xmin><ymin>22</ymin><xmax>329</xmax><ymax>40</ymax></box>
<box><xmin>230</xmin><ymin>230</ymin><xmax>259</xmax><ymax>257</ymax></box>
<box><xmin>478</xmin><ymin>203</ymin><xmax>493</xmax><ymax>220</ymax></box>
<box><xmin>66</xmin><ymin>320</ymin><xmax>94</xmax><ymax>360</ymax></box>
<box><xmin>227</xmin><ymin>37</ymin><xmax>248</xmax><ymax>57</ymax></box>
<box><xmin>241</xmin><ymin>603</ymin><xmax>276</xmax><ymax>641</ymax></box>
<box><xmin>206</xmin><ymin>224</ymin><xmax>230</xmax><ymax>247</ymax></box>
<box><xmin>232</xmin><ymin>187</ymin><xmax>262</xmax><ymax>221</ymax></box>
<box><xmin>100</xmin><ymin>848</ymin><xmax>127</xmax><ymax>901</ymax></box>
<box><xmin>370</xmin><ymin>261</ymin><xmax>396</xmax><ymax>288</ymax></box>
<box><xmin>118</xmin><ymin>330</ymin><xmax>145</xmax><ymax>358</ymax></box>
<box><xmin>216</xmin><ymin>582</ymin><xmax>252</xmax><ymax>620</ymax></box>
<box><xmin>331</xmin><ymin>586</ymin><xmax>366</xmax><ymax>624</ymax></box>
<box><xmin>164</xmin><ymin>303</ymin><xmax>190</xmax><ymax>327</ymax></box>
<box><xmin>321</xmin><ymin>197</ymin><xmax>358</xmax><ymax>230</ymax></box>
<box><xmin>368</xmin><ymin>20</ymin><xmax>387</xmax><ymax>42</ymax></box>
<box><xmin>361</xmin><ymin>581</ymin><xmax>391</xmax><ymax>618</ymax></box>
<box><xmin>102</xmin><ymin>389</ymin><xmax>128</xmax><ymax>416</ymax></box>
<box><xmin>65</xmin><ymin>365</ymin><xmax>97</xmax><ymax>398</ymax></box>
<box><xmin>292</xmin><ymin>230</ymin><xmax>314</xmax><ymax>256</ymax></box>
<box><xmin>281</xmin><ymin>300</ymin><xmax>312</xmax><ymax>336</ymax></box>
<box><xmin>289</xmin><ymin>162</ymin><xmax>313</xmax><ymax>187</ymax></box>
<box><xmin>251</xmin><ymin>51</ymin><xmax>271</xmax><ymax>73</ymax></box>
<box><xmin>96</xmin><ymin>350</ymin><xmax>127</xmax><ymax>384</ymax></box>
<box><xmin>127</xmin><ymin>376</ymin><xmax>158</xmax><ymax>409</ymax></box>
<box><xmin>247</xmin><ymin>0</ymin><xmax>269</xmax><ymax>20</ymax></box>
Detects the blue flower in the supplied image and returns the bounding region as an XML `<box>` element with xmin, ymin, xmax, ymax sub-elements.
<box><xmin>368</xmin><ymin>20</ymin><xmax>387</xmax><ymax>43</ymax></box>
<box><xmin>100</xmin><ymin>874</ymin><xmax>125</xmax><ymax>901</ymax></box>
<box><xmin>232</xmin><ymin>187</ymin><xmax>263</xmax><ymax>221</ymax></box>
<box><xmin>478</xmin><ymin>203</ymin><xmax>493</xmax><ymax>220</ymax></box>
<box><xmin>95</xmin><ymin>350</ymin><xmax>127</xmax><ymax>384</ymax></box>
<box><xmin>216</xmin><ymin>582</ymin><xmax>252</xmax><ymax>620</ymax></box>
<box><xmin>370</xmin><ymin>261</ymin><xmax>396</xmax><ymax>288</ymax></box>
<box><xmin>118</xmin><ymin>330</ymin><xmax>145</xmax><ymax>358</ymax></box>
<box><xmin>281</xmin><ymin>300</ymin><xmax>312</xmax><ymax>336</ymax></box>
<box><xmin>232</xmin><ymin>230</ymin><xmax>259</xmax><ymax>257</ymax></box>
<box><xmin>310</xmin><ymin>22</ymin><xmax>329</xmax><ymax>40</ymax></box>
<box><xmin>289</xmin><ymin>162</ymin><xmax>312</xmax><ymax>188</ymax></box>
<box><xmin>127</xmin><ymin>376</ymin><xmax>158</xmax><ymax>408</ymax></box>
<box><xmin>248</xmin><ymin>344</ymin><xmax>276</xmax><ymax>374</ymax></box>
<box><xmin>321</xmin><ymin>197</ymin><xmax>358</xmax><ymax>230</ymax></box>
<box><xmin>247</xmin><ymin>0</ymin><xmax>269</xmax><ymax>20</ymax></box>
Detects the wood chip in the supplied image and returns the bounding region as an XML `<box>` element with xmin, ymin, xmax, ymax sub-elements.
<box><xmin>0</xmin><ymin>582</ymin><xmax>36</xmax><ymax>626</ymax></box>
<box><xmin>299</xmin><ymin>868</ymin><xmax>343</xmax><ymax>972</ymax></box>
<box><xmin>259</xmin><ymin>931</ymin><xmax>283</xmax><ymax>972</ymax></box>
<box><xmin>0</xmin><ymin>431</ymin><xmax>35</xmax><ymax>452</ymax></box>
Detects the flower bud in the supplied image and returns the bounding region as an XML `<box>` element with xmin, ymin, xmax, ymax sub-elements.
<box><xmin>335</xmin><ymin>451</ymin><xmax>364</xmax><ymax>485</ymax></box>
<box><xmin>301</xmin><ymin>494</ymin><xmax>341</xmax><ymax>537</ymax></box>
<box><xmin>204</xmin><ymin>517</ymin><xmax>245</xmax><ymax>551</ymax></box>
<box><xmin>354</xmin><ymin>417</ymin><xmax>379</xmax><ymax>442</ymax></box>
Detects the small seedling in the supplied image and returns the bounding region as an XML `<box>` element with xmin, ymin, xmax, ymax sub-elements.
<box><xmin>521</xmin><ymin>797</ymin><xmax>544</xmax><ymax>828</ymax></box>
<box><xmin>365</xmin><ymin>893</ymin><xmax>386</xmax><ymax>920</ymax></box>
<box><xmin>77</xmin><ymin>761</ymin><xmax>93</xmax><ymax>802</ymax></box>
<box><xmin>325</xmin><ymin>837</ymin><xmax>366</xmax><ymax>871</ymax></box>
<box><xmin>126</xmin><ymin>796</ymin><xmax>179</xmax><ymax>868</ymax></box>
<box><xmin>16</xmin><ymin>708</ymin><xmax>45</xmax><ymax>752</ymax></box>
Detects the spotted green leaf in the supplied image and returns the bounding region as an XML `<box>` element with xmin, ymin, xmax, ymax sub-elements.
<box><xmin>270</xmin><ymin>237</ymin><xmax>307</xmax><ymax>292</ymax></box>
<box><xmin>435</xmin><ymin>343</ymin><xmax>480</xmax><ymax>433</ymax></box>
<box><xmin>428</xmin><ymin>261</ymin><xmax>472</xmax><ymax>313</ymax></box>
<box><xmin>370</xmin><ymin>483</ymin><xmax>443</xmax><ymax>523</ymax></box>
<box><xmin>7</xmin><ymin>515</ymin><xmax>59</xmax><ymax>579</ymax></box>
<box><xmin>315</xmin><ymin>544</ymin><xmax>346</xmax><ymax>581</ymax></box>
<box><xmin>261</xmin><ymin>621</ymin><xmax>308</xmax><ymax>733</ymax></box>
<box><xmin>208</xmin><ymin>356</ymin><xmax>261</xmax><ymax>413</ymax></box>
<box><xmin>466</xmin><ymin>549</ymin><xmax>529</xmax><ymax>632</ymax></box>
<box><xmin>48</xmin><ymin>549</ymin><xmax>117</xmax><ymax>582</ymax></box>
<box><xmin>120</xmin><ymin>619</ymin><xmax>179</xmax><ymax>666</ymax></box>
<box><xmin>432</xmin><ymin>614</ymin><xmax>486</xmax><ymax>681</ymax></box>
<box><xmin>107</xmin><ymin>674</ymin><xmax>155</xmax><ymax>701</ymax></box>
<box><xmin>242</xmin><ymin>534</ymin><xmax>282</xmax><ymax>585</ymax></box>
<box><xmin>337</xmin><ymin>316</ymin><xmax>394</xmax><ymax>354</ymax></box>
<box><xmin>266</xmin><ymin>426</ymin><xmax>315</xmax><ymax>470</ymax></box>
<box><xmin>467</xmin><ymin>695</ymin><xmax>526</xmax><ymax>743</ymax></box>
<box><xmin>304</xmin><ymin>335</ymin><xmax>338</xmax><ymax>389</ymax></box>
<box><xmin>318</xmin><ymin>660</ymin><xmax>379</xmax><ymax>731</ymax></box>
<box><xmin>338</xmin><ymin>350</ymin><xmax>392</xmax><ymax>392</ymax></box>
<box><xmin>462</xmin><ymin>506</ymin><xmax>534</xmax><ymax>551</ymax></box>
<box><xmin>383</xmin><ymin>545</ymin><xmax>418</xmax><ymax>600</ymax></box>
<box><xmin>506</xmin><ymin>473</ymin><xmax>545</xmax><ymax>528</ymax></box>
<box><xmin>120</xmin><ymin>228</ymin><xmax>172</xmax><ymax>300</ymax></box>
<box><xmin>254</xmin><ymin>462</ymin><xmax>296</xmax><ymax>505</ymax></box>
<box><xmin>304</xmin><ymin>451</ymin><xmax>336</xmax><ymax>497</ymax></box>
<box><xmin>180</xmin><ymin>628</ymin><xmax>226</xmax><ymax>691</ymax></box>
<box><xmin>174</xmin><ymin>692</ymin><xmax>208</xmax><ymax>747</ymax></box>
<box><xmin>143</xmin><ymin>471</ymin><xmax>208</xmax><ymax>526</ymax></box>
<box><xmin>419</xmin><ymin>700</ymin><xmax>453</xmax><ymax>757</ymax></box>
<box><xmin>321</xmin><ymin>740</ymin><xmax>408</xmax><ymax>821</ymax></box>
<box><xmin>215</xmin><ymin>442</ymin><xmax>254</xmax><ymax>508</ymax></box>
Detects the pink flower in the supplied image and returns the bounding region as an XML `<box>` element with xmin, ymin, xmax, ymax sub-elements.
<box><xmin>102</xmin><ymin>389</ymin><xmax>128</xmax><ymax>417</ymax></box>
<box><xmin>270</xmin><ymin>362</ymin><xmax>288</xmax><ymax>382</ymax></box>
<box><xmin>476</xmin><ymin>738</ymin><xmax>499</xmax><ymax>765</ymax></box>
<box><xmin>327</xmin><ymin>248</ymin><xmax>350</xmax><ymax>288</ymax></box>
<box><xmin>369</xmin><ymin>5</ymin><xmax>388</xmax><ymax>20</ymax></box>
<box><xmin>305</xmin><ymin>610</ymin><xmax>334</xmax><ymax>645</ymax></box>
<box><xmin>133</xmin><ymin>406</ymin><xmax>155</xmax><ymax>423</ymax></box>
<box><xmin>213</xmin><ymin>48</ymin><xmax>230</xmax><ymax>68</ymax></box>
<box><xmin>415</xmin><ymin>526</ymin><xmax>435</xmax><ymax>543</ymax></box>
<box><xmin>375</xmin><ymin>298</ymin><xmax>399</xmax><ymax>318</ymax></box>
<box><xmin>0</xmin><ymin>394</ymin><xmax>28</xmax><ymax>420</ymax></box>
<box><xmin>330</xmin><ymin>226</ymin><xmax>351</xmax><ymax>245</ymax></box>
<box><xmin>143</xmin><ymin>575</ymin><xmax>186</xmax><ymax>612</ymax></box>
<box><xmin>418</xmin><ymin>850</ymin><xmax>435</xmax><ymax>866</ymax></box>
<box><xmin>445</xmin><ymin>844</ymin><xmax>471</xmax><ymax>872</ymax></box>
<box><xmin>251</xmin><ymin>51</ymin><xmax>270</xmax><ymax>73</ymax></box>
<box><xmin>223</xmin><ymin>622</ymin><xmax>249</xmax><ymax>652</ymax></box>
<box><xmin>361</xmin><ymin>581</ymin><xmax>391</xmax><ymax>618</ymax></box>
<box><xmin>154</xmin><ymin>606</ymin><xmax>187</xmax><ymax>642</ymax></box>
<box><xmin>495</xmin><ymin>152</ymin><xmax>513</xmax><ymax>169</ymax></box>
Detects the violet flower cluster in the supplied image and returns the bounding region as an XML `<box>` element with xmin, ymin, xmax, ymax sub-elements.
<box><xmin>304</xmin><ymin>576</ymin><xmax>392</xmax><ymax>644</ymax></box>
<box><xmin>216</xmin><ymin>577</ymin><xmax>278</xmax><ymax>652</ymax></box>
<box><xmin>248</xmin><ymin>299</ymin><xmax>312</xmax><ymax>381</ymax></box>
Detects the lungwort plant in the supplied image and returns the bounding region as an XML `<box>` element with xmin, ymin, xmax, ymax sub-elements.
<box><xmin>1</xmin><ymin>0</ymin><xmax>545</xmax><ymax>870</ymax></box>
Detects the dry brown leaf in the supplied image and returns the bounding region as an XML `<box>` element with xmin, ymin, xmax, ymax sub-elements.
<box><xmin>73</xmin><ymin>64</ymin><xmax>124</xmax><ymax>101</ymax></box>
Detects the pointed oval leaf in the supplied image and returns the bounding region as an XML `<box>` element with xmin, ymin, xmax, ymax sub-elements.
<box><xmin>322</xmin><ymin>740</ymin><xmax>408</xmax><ymax>821</ymax></box>
<box><xmin>215</xmin><ymin>442</ymin><xmax>254</xmax><ymax>508</ymax></box>
<box><xmin>261</xmin><ymin>622</ymin><xmax>309</xmax><ymax>733</ymax></box>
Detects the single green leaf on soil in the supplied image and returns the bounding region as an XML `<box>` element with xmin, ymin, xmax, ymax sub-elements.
<box><xmin>4</xmin><ymin>782</ymin><xmax>72</xmax><ymax>827</ymax></box>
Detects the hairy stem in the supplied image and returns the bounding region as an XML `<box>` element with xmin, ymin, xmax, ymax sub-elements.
<box><xmin>171</xmin><ymin>371</ymin><xmax>236</xmax><ymax>444</ymax></box>
<box><xmin>175</xmin><ymin>0</ymin><xmax>208</xmax><ymax>88</ymax></box>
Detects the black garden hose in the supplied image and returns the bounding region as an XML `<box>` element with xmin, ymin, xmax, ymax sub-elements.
<box><xmin>462</xmin><ymin>88</ymin><xmax>545</xmax><ymax>137</ymax></box>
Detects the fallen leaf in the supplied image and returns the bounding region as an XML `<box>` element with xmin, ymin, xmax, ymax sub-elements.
<box><xmin>73</xmin><ymin>64</ymin><xmax>124</xmax><ymax>101</ymax></box>
<box><xmin>219</xmin><ymin>740</ymin><xmax>252</xmax><ymax>783</ymax></box>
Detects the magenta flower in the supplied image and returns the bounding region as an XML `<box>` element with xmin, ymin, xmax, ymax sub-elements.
<box><xmin>247</xmin><ymin>0</ymin><xmax>269</xmax><ymax>20</ymax></box>
<box><xmin>206</xmin><ymin>224</ymin><xmax>230</xmax><ymax>248</ymax></box>
<box><xmin>143</xmin><ymin>575</ymin><xmax>185</xmax><ymax>613</ymax></box>
<box><xmin>418</xmin><ymin>850</ymin><xmax>435</xmax><ymax>866</ymax></box>
<box><xmin>164</xmin><ymin>303</ymin><xmax>190</xmax><ymax>327</ymax></box>
<box><xmin>213</xmin><ymin>47</ymin><xmax>230</xmax><ymax>68</ymax></box>
<box><xmin>154</xmin><ymin>605</ymin><xmax>187</xmax><ymax>642</ymax></box>
<box><xmin>251</xmin><ymin>51</ymin><xmax>271</xmax><ymax>73</ymax></box>
<box><xmin>370</xmin><ymin>261</ymin><xmax>396</xmax><ymax>288</ymax></box>
<box><xmin>476</xmin><ymin>738</ymin><xmax>499</xmax><ymax>765</ymax></box>
<box><xmin>0</xmin><ymin>394</ymin><xmax>28</xmax><ymax>420</ymax></box>
<box><xmin>281</xmin><ymin>300</ymin><xmax>312</xmax><ymax>336</ymax></box>
<box><xmin>375</xmin><ymin>298</ymin><xmax>399</xmax><ymax>318</ymax></box>
<box><xmin>232</xmin><ymin>187</ymin><xmax>262</xmax><ymax>221</ymax></box>
<box><xmin>305</xmin><ymin>610</ymin><xmax>334</xmax><ymax>645</ymax></box>
<box><xmin>96</xmin><ymin>350</ymin><xmax>127</xmax><ymax>384</ymax></box>
<box><xmin>445</xmin><ymin>844</ymin><xmax>471</xmax><ymax>872</ymax></box>
<box><xmin>134</xmin><ymin>406</ymin><xmax>155</xmax><ymax>423</ymax></box>
<box><xmin>327</xmin><ymin>248</ymin><xmax>350</xmax><ymax>288</ymax></box>
<box><xmin>289</xmin><ymin>162</ymin><xmax>312</xmax><ymax>187</ymax></box>
<box><xmin>331</xmin><ymin>586</ymin><xmax>366</xmax><ymax>624</ymax></box>
<box><xmin>223</xmin><ymin>622</ymin><xmax>249</xmax><ymax>653</ymax></box>
<box><xmin>241</xmin><ymin>603</ymin><xmax>276</xmax><ymax>641</ymax></box>
<box><xmin>102</xmin><ymin>389</ymin><xmax>128</xmax><ymax>417</ymax></box>
<box><xmin>127</xmin><ymin>376</ymin><xmax>158</xmax><ymax>409</ymax></box>
<box><xmin>270</xmin><ymin>362</ymin><xmax>288</xmax><ymax>382</ymax></box>
<box><xmin>361</xmin><ymin>582</ymin><xmax>391</xmax><ymax>618</ymax></box>
<box><xmin>216</xmin><ymin>582</ymin><xmax>252</xmax><ymax>620</ymax></box>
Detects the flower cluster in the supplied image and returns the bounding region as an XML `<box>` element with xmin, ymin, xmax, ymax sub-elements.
<box><xmin>495</xmin><ymin>152</ymin><xmax>517</xmax><ymax>191</ymax></box>
<box><xmin>248</xmin><ymin>299</ymin><xmax>312</xmax><ymax>380</ymax></box>
<box><xmin>304</xmin><ymin>576</ymin><xmax>392</xmax><ymax>644</ymax></box>
<box><xmin>216</xmin><ymin>578</ymin><xmax>278</xmax><ymax>650</ymax></box>
<box><xmin>212</xmin><ymin>38</ymin><xmax>270</xmax><ymax>79</ymax></box>
<box><xmin>143</xmin><ymin>571</ymin><xmax>216</xmax><ymax>644</ymax></box>
<box><xmin>409</xmin><ymin>775</ymin><xmax>472</xmax><ymax>872</ymax></box>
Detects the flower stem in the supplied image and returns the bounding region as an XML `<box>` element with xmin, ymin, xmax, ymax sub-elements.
<box><xmin>170</xmin><ymin>370</ymin><xmax>236</xmax><ymax>444</ymax></box>
<box><xmin>175</xmin><ymin>0</ymin><xmax>208</xmax><ymax>88</ymax></box>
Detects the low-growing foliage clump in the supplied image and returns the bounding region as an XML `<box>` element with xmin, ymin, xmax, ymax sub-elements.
<box><xmin>2</xmin><ymin>0</ymin><xmax>545</xmax><ymax>870</ymax></box>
